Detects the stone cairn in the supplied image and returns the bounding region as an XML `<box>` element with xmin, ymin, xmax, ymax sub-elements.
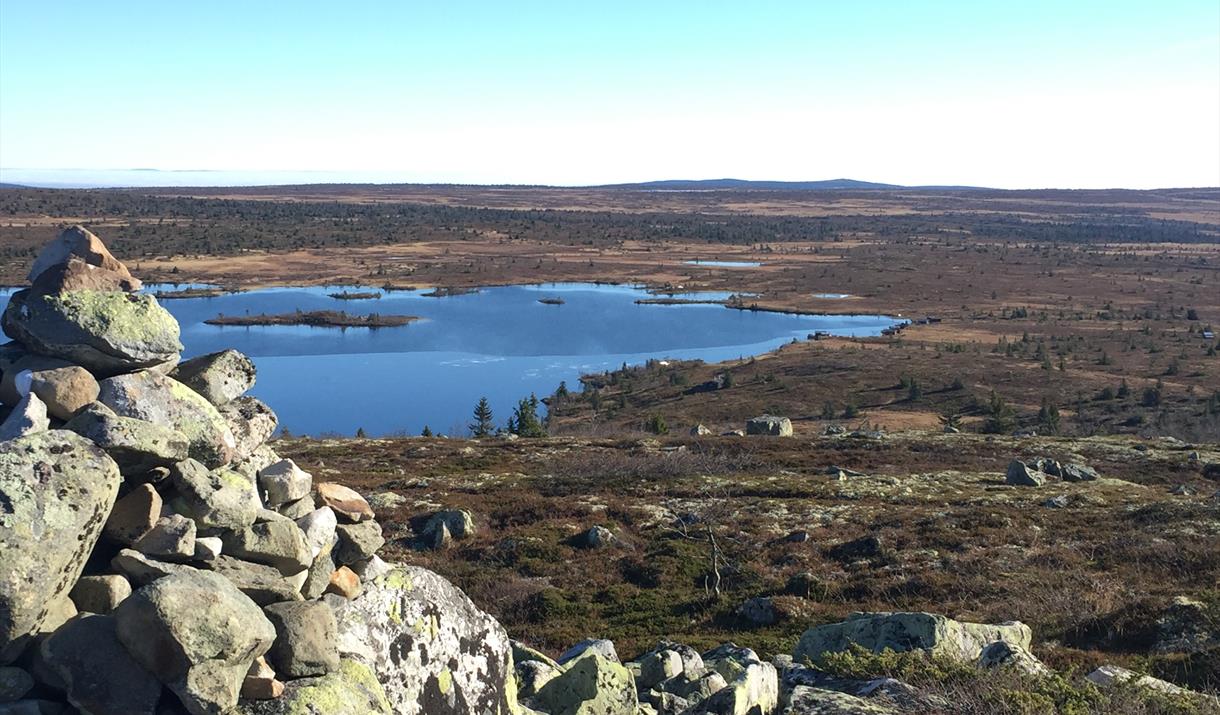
<box><xmin>0</xmin><ymin>227</ymin><xmax>516</xmax><ymax>715</ymax></box>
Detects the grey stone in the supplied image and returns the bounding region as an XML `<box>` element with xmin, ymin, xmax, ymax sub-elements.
<box><xmin>111</xmin><ymin>549</ymin><xmax>199</xmax><ymax>586</ymax></box>
<box><xmin>0</xmin><ymin>394</ymin><xmax>48</xmax><ymax>441</ymax></box>
<box><xmin>40</xmin><ymin>614</ymin><xmax>161</xmax><ymax>715</ymax></box>
<box><xmin>301</xmin><ymin>552</ymin><xmax>337</xmax><ymax>601</ymax></box>
<box><xmin>64</xmin><ymin>402</ymin><xmax>190</xmax><ymax>473</ymax></box>
<box><xmin>258</xmin><ymin>459</ymin><xmax>311</xmax><ymax>508</ymax></box>
<box><xmin>220</xmin><ymin>520</ymin><xmax>311</xmax><ymax>576</ymax></box>
<box><xmin>218</xmin><ymin>397</ymin><xmax>277</xmax><ymax>463</ymax></box>
<box><xmin>133</xmin><ymin>514</ymin><xmax>197</xmax><ymax>560</ymax></box>
<box><xmin>99</xmin><ymin>371</ymin><xmax>236</xmax><ymax>468</ymax></box>
<box><xmin>0</xmin><ymin>667</ymin><xmax>33</xmax><ymax>702</ymax></box>
<box><xmin>114</xmin><ymin>570</ymin><xmax>275</xmax><ymax>715</ymax></box>
<box><xmin>172</xmin><ymin>350</ymin><xmax>256</xmax><ymax>406</ymax></box>
<box><xmin>262</xmin><ymin>601</ymin><xmax>340</xmax><ymax>678</ymax></box>
<box><xmin>295</xmin><ymin>507</ymin><xmax>337</xmax><ymax>558</ymax></box>
<box><xmin>1005</xmin><ymin>460</ymin><xmax>1045</xmax><ymax>487</ymax></box>
<box><xmin>746</xmin><ymin>415</ymin><xmax>793</xmax><ymax>437</ymax></box>
<box><xmin>204</xmin><ymin>556</ymin><xmax>303</xmax><ymax>607</ymax></box>
<box><xmin>0</xmin><ymin>431</ymin><xmax>121</xmax><ymax>662</ymax></box>
<box><xmin>276</xmin><ymin>497</ymin><xmax>314</xmax><ymax>520</ymax></box>
<box><xmin>169</xmin><ymin>459</ymin><xmax>259</xmax><ymax>531</ymax></box>
<box><xmin>794</xmin><ymin>612</ymin><xmax>1032</xmax><ymax>665</ymax></box>
<box><xmin>333</xmin><ymin>520</ymin><xmax>385</xmax><ymax>566</ymax></box>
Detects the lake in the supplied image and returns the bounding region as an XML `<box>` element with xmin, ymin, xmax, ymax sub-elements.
<box><xmin>1</xmin><ymin>283</ymin><xmax>899</xmax><ymax>436</ymax></box>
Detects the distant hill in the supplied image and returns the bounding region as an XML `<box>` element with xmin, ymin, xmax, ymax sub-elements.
<box><xmin>0</xmin><ymin>183</ymin><xmax>29</xmax><ymax>189</ymax></box>
<box><xmin>595</xmin><ymin>178</ymin><xmax>905</xmax><ymax>191</ymax></box>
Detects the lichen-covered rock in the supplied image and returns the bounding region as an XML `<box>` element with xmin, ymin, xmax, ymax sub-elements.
<box><xmin>333</xmin><ymin>520</ymin><xmax>385</xmax><ymax>566</ymax></box>
<box><xmin>39</xmin><ymin>614</ymin><xmax>161</xmax><ymax>715</ymax></box>
<box><xmin>234</xmin><ymin>659</ymin><xmax>391</xmax><ymax>715</ymax></box>
<box><xmin>0</xmin><ymin>430</ymin><xmax>121</xmax><ymax>662</ymax></box>
<box><xmin>332</xmin><ymin>564</ymin><xmax>516</xmax><ymax>715</ymax></box>
<box><xmin>132</xmin><ymin>514</ymin><xmax>197</xmax><ymax>560</ymax></box>
<box><xmin>114</xmin><ymin>570</ymin><xmax>275</xmax><ymax>715</ymax></box>
<box><xmin>295</xmin><ymin>507</ymin><xmax>337</xmax><ymax>559</ymax></box>
<box><xmin>221</xmin><ymin>520</ymin><xmax>311</xmax><ymax>577</ymax></box>
<box><xmin>220</xmin><ymin>397</ymin><xmax>277</xmax><ymax>463</ymax></box>
<box><xmin>169</xmin><ymin>459</ymin><xmax>259</xmax><ymax>531</ymax></box>
<box><xmin>173</xmin><ymin>349</ymin><xmax>257</xmax><ymax>406</ymax></box>
<box><xmin>64</xmin><ymin>402</ymin><xmax>190</xmax><ymax>473</ymax></box>
<box><xmin>532</xmin><ymin>651</ymin><xmax>638</xmax><ymax>715</ymax></box>
<box><xmin>2</xmin><ymin>289</ymin><xmax>180</xmax><ymax>377</ymax></box>
<box><xmin>99</xmin><ymin>371</ymin><xmax>236</xmax><ymax>467</ymax></box>
<box><xmin>793</xmin><ymin>612</ymin><xmax>1032</xmax><ymax>665</ymax></box>
<box><xmin>692</xmin><ymin>644</ymin><xmax>778</xmax><ymax>715</ymax></box>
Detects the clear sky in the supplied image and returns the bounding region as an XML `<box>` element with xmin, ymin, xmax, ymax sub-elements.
<box><xmin>1</xmin><ymin>1</ymin><xmax>1217</xmax><ymax>188</ymax></box>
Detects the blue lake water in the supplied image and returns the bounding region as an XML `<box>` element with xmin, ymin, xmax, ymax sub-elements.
<box><xmin>1</xmin><ymin>283</ymin><xmax>899</xmax><ymax>436</ymax></box>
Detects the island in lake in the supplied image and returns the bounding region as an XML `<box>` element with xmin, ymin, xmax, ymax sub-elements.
<box><xmin>537</xmin><ymin>297</ymin><xmax>565</xmax><ymax>305</ymax></box>
<box><xmin>205</xmin><ymin>310</ymin><xmax>418</xmax><ymax>328</ymax></box>
<box><xmin>328</xmin><ymin>290</ymin><xmax>381</xmax><ymax>300</ymax></box>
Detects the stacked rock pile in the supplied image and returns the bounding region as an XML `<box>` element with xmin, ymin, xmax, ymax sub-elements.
<box><xmin>0</xmin><ymin>228</ymin><xmax>516</xmax><ymax>715</ymax></box>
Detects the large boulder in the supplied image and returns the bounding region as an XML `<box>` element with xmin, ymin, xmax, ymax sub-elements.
<box><xmin>0</xmin><ymin>346</ymin><xmax>73</xmax><ymax>407</ymax></box>
<box><xmin>234</xmin><ymin>659</ymin><xmax>391</xmax><ymax>714</ymax></box>
<box><xmin>64</xmin><ymin>402</ymin><xmax>190</xmax><ymax>473</ymax></box>
<box><xmin>531</xmin><ymin>651</ymin><xmax>638</xmax><ymax>715</ymax></box>
<box><xmin>0</xmin><ymin>430</ymin><xmax>121</xmax><ymax>662</ymax></box>
<box><xmin>1005</xmin><ymin>460</ymin><xmax>1045</xmax><ymax>487</ymax></box>
<box><xmin>25</xmin><ymin>225</ymin><xmax>135</xmax><ymax>285</ymax></box>
<box><xmin>173</xmin><ymin>349</ymin><xmax>257</xmax><ymax>406</ymax></box>
<box><xmin>332</xmin><ymin>565</ymin><xmax>516</xmax><ymax>715</ymax></box>
<box><xmin>2</xmin><ymin>289</ymin><xmax>180</xmax><ymax>377</ymax></box>
<box><xmin>39</xmin><ymin>614</ymin><xmax>161</xmax><ymax>715</ymax></box>
<box><xmin>746</xmin><ymin>415</ymin><xmax>793</xmax><ymax>437</ymax></box>
<box><xmin>114</xmin><ymin>570</ymin><xmax>276</xmax><ymax>715</ymax></box>
<box><xmin>98</xmin><ymin>371</ymin><xmax>236</xmax><ymax>467</ymax></box>
<box><xmin>793</xmin><ymin>612</ymin><xmax>1032</xmax><ymax>665</ymax></box>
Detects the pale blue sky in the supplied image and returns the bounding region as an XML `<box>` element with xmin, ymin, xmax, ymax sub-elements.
<box><xmin>1</xmin><ymin>1</ymin><xmax>1217</xmax><ymax>188</ymax></box>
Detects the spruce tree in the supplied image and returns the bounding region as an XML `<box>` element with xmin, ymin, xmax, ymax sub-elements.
<box><xmin>470</xmin><ymin>397</ymin><xmax>495</xmax><ymax>437</ymax></box>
